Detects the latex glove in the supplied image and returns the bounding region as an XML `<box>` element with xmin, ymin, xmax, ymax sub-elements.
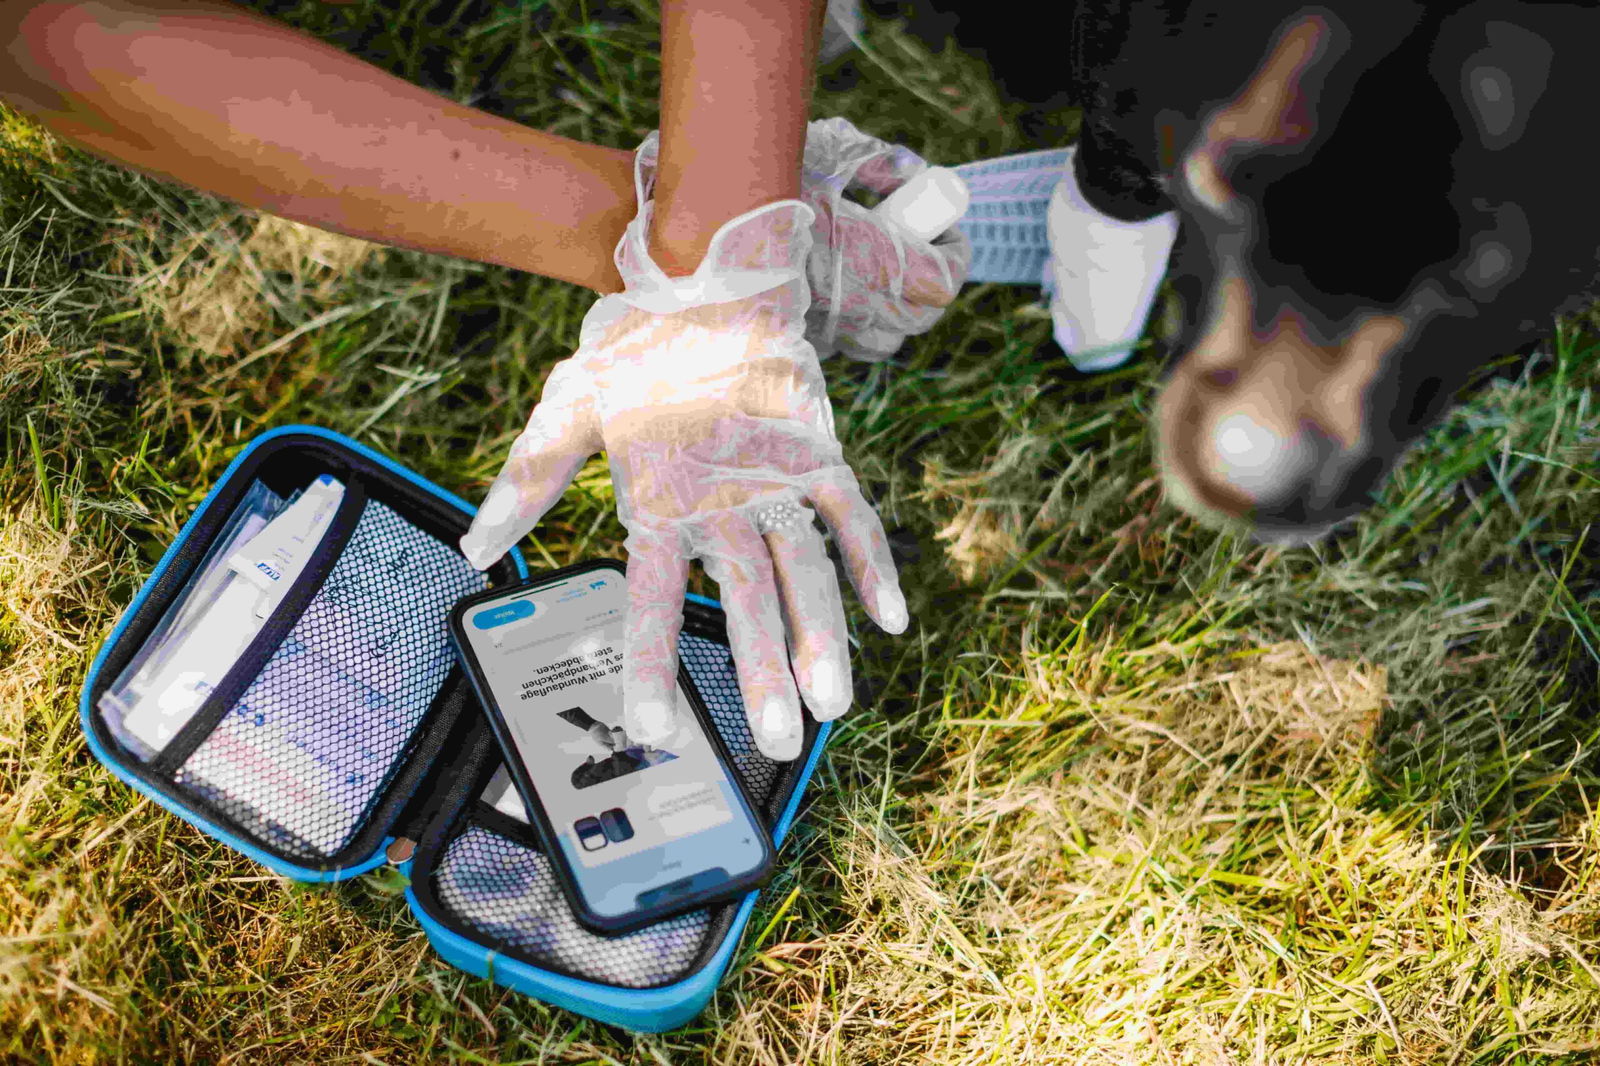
<box><xmin>797</xmin><ymin>117</ymin><xmax>972</xmax><ymax>361</ymax></box>
<box><xmin>627</xmin><ymin>119</ymin><xmax>969</xmax><ymax>361</ymax></box>
<box><xmin>459</xmin><ymin>134</ymin><xmax>907</xmax><ymax>761</ymax></box>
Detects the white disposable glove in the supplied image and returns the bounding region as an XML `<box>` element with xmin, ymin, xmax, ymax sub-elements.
<box><xmin>799</xmin><ymin>117</ymin><xmax>972</xmax><ymax>362</ymax></box>
<box><xmin>459</xmin><ymin>133</ymin><xmax>908</xmax><ymax>761</ymax></box>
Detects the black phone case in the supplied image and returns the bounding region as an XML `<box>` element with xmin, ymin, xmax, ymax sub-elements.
<box><xmin>448</xmin><ymin>562</ymin><xmax>776</xmax><ymax>935</ymax></box>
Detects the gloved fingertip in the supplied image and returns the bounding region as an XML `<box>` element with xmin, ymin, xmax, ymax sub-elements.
<box><xmin>805</xmin><ymin>657</ymin><xmax>852</xmax><ymax>721</ymax></box>
<box><xmin>875</xmin><ymin>586</ymin><xmax>910</xmax><ymax>634</ymax></box>
<box><xmin>628</xmin><ymin>698</ymin><xmax>678</xmax><ymax>747</ymax></box>
<box><xmin>754</xmin><ymin>697</ymin><xmax>802</xmax><ymax>762</ymax></box>
<box><xmin>458</xmin><ymin>531</ymin><xmax>502</xmax><ymax>572</ymax></box>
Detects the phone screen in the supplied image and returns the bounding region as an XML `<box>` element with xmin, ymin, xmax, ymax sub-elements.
<box><xmin>456</xmin><ymin>568</ymin><xmax>769</xmax><ymax>924</ymax></box>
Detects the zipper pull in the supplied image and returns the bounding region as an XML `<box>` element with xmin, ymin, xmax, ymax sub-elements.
<box><xmin>386</xmin><ymin>837</ymin><xmax>416</xmax><ymax>864</ymax></box>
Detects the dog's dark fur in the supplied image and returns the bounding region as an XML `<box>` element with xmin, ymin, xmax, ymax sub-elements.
<box><xmin>926</xmin><ymin>1</ymin><xmax>1600</xmax><ymax>538</ymax></box>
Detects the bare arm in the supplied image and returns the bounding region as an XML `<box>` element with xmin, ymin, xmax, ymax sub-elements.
<box><xmin>647</xmin><ymin>0</ymin><xmax>828</xmax><ymax>275</ymax></box>
<box><xmin>0</xmin><ymin>0</ymin><xmax>637</xmax><ymax>293</ymax></box>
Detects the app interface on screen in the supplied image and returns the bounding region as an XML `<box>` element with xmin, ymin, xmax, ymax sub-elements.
<box><xmin>465</xmin><ymin>573</ymin><xmax>763</xmax><ymax>915</ymax></box>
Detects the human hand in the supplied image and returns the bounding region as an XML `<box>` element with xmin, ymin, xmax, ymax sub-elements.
<box><xmin>796</xmin><ymin>116</ymin><xmax>972</xmax><ymax>361</ymax></box>
<box><xmin>587</xmin><ymin>722</ymin><xmax>618</xmax><ymax>751</ymax></box>
<box><xmin>459</xmin><ymin>134</ymin><xmax>907</xmax><ymax>761</ymax></box>
<box><xmin>631</xmin><ymin>118</ymin><xmax>970</xmax><ymax>363</ymax></box>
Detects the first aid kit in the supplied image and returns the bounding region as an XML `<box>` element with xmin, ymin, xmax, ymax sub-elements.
<box><xmin>79</xmin><ymin>424</ymin><xmax>832</xmax><ymax>1032</ymax></box>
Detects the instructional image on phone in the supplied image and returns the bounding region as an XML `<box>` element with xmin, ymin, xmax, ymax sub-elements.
<box><xmin>459</xmin><ymin>571</ymin><xmax>764</xmax><ymax>916</ymax></box>
<box><xmin>555</xmin><ymin>706</ymin><xmax>679</xmax><ymax>790</ymax></box>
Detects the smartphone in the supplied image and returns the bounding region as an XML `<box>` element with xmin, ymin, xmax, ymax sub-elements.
<box><xmin>449</xmin><ymin>559</ymin><xmax>774</xmax><ymax>934</ymax></box>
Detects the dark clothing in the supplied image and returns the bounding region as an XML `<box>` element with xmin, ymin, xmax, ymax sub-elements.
<box><xmin>939</xmin><ymin>1</ymin><xmax>1600</xmax><ymax>340</ymax></box>
<box><xmin>933</xmin><ymin>2</ymin><xmax>1444</xmax><ymax>222</ymax></box>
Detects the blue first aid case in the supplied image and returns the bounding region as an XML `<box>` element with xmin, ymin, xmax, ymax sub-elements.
<box><xmin>78</xmin><ymin>424</ymin><xmax>831</xmax><ymax>1033</ymax></box>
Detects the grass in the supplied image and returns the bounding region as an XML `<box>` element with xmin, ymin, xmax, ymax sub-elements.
<box><xmin>4</xmin><ymin>1</ymin><xmax>1600</xmax><ymax>1062</ymax></box>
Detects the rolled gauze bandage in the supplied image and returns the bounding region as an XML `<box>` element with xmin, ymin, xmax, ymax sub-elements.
<box><xmin>873</xmin><ymin>166</ymin><xmax>970</xmax><ymax>242</ymax></box>
<box><xmin>950</xmin><ymin>148</ymin><xmax>1072</xmax><ymax>285</ymax></box>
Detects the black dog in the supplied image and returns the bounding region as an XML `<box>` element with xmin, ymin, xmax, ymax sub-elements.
<box><xmin>929</xmin><ymin>1</ymin><xmax>1598</xmax><ymax>539</ymax></box>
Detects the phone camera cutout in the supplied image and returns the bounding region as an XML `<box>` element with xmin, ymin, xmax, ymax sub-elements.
<box><xmin>600</xmin><ymin>808</ymin><xmax>634</xmax><ymax>843</ymax></box>
<box><xmin>575</xmin><ymin>816</ymin><xmax>607</xmax><ymax>851</ymax></box>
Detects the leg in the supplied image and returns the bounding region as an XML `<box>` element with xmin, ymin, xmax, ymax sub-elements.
<box><xmin>935</xmin><ymin>1</ymin><xmax>1197</xmax><ymax>366</ymax></box>
<box><xmin>1067</xmin><ymin>0</ymin><xmax>1183</xmax><ymax>224</ymax></box>
<box><xmin>1036</xmin><ymin>1</ymin><xmax>1210</xmax><ymax>368</ymax></box>
<box><xmin>1</xmin><ymin>0</ymin><xmax>637</xmax><ymax>293</ymax></box>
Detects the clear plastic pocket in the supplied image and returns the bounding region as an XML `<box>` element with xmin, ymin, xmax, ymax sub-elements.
<box><xmin>98</xmin><ymin>478</ymin><xmax>297</xmax><ymax>760</ymax></box>
<box><xmin>173</xmin><ymin>496</ymin><xmax>487</xmax><ymax>859</ymax></box>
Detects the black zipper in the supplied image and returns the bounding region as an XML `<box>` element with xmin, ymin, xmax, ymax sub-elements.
<box><xmin>392</xmin><ymin>706</ymin><xmax>498</xmax><ymax>847</ymax></box>
<box><xmin>387</xmin><ymin>677</ymin><xmax>483</xmax><ymax>843</ymax></box>
<box><xmin>151</xmin><ymin>478</ymin><xmax>369</xmax><ymax>775</ymax></box>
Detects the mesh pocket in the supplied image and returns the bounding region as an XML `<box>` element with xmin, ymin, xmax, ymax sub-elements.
<box><xmin>436</xmin><ymin>826</ymin><xmax>711</xmax><ymax>988</ymax></box>
<box><xmin>678</xmin><ymin>632</ymin><xmax>782</xmax><ymax>807</ymax></box>
<box><xmin>177</xmin><ymin>498</ymin><xmax>486</xmax><ymax>858</ymax></box>
<box><xmin>430</xmin><ymin>621</ymin><xmax>788</xmax><ymax>988</ymax></box>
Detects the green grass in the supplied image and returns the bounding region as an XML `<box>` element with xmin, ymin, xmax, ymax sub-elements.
<box><xmin>5</xmin><ymin>2</ymin><xmax>1600</xmax><ymax>1062</ymax></box>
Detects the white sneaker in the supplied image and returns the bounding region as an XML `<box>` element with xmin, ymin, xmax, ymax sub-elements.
<box><xmin>1045</xmin><ymin>148</ymin><xmax>1178</xmax><ymax>372</ymax></box>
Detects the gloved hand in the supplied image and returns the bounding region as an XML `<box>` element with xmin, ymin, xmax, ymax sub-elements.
<box><xmin>622</xmin><ymin>119</ymin><xmax>970</xmax><ymax>361</ymax></box>
<box><xmin>797</xmin><ymin>117</ymin><xmax>972</xmax><ymax>361</ymax></box>
<box><xmin>459</xmin><ymin>133</ymin><xmax>908</xmax><ymax>761</ymax></box>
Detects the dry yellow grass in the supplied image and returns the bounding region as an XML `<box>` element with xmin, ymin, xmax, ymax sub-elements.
<box><xmin>5</xmin><ymin>2</ymin><xmax>1600</xmax><ymax>1062</ymax></box>
<box><xmin>111</xmin><ymin>213</ymin><xmax>382</xmax><ymax>359</ymax></box>
<box><xmin>726</xmin><ymin>642</ymin><xmax>1600</xmax><ymax>1064</ymax></box>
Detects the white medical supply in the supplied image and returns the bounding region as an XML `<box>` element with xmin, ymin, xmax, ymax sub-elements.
<box><xmin>113</xmin><ymin>476</ymin><xmax>346</xmax><ymax>754</ymax></box>
<box><xmin>951</xmin><ymin>146</ymin><xmax>1178</xmax><ymax>372</ymax></box>
<box><xmin>953</xmin><ymin>147</ymin><xmax>1072</xmax><ymax>284</ymax></box>
<box><xmin>118</xmin><ymin>579</ymin><xmax>267</xmax><ymax>752</ymax></box>
<box><xmin>873</xmin><ymin>166</ymin><xmax>970</xmax><ymax>243</ymax></box>
<box><xmin>228</xmin><ymin>474</ymin><xmax>344</xmax><ymax>619</ymax></box>
<box><xmin>99</xmin><ymin>480</ymin><xmax>281</xmax><ymax>755</ymax></box>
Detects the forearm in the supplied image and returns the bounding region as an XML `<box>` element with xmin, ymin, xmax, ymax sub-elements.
<box><xmin>649</xmin><ymin>0</ymin><xmax>827</xmax><ymax>275</ymax></box>
<box><xmin>1</xmin><ymin>0</ymin><xmax>636</xmax><ymax>292</ymax></box>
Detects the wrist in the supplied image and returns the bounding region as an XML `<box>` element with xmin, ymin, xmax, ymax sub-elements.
<box><xmin>644</xmin><ymin>203</ymin><xmax>713</xmax><ymax>277</ymax></box>
<box><xmin>646</xmin><ymin>173</ymin><xmax>803</xmax><ymax>276</ymax></box>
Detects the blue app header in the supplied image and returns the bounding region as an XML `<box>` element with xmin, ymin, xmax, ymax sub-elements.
<box><xmin>472</xmin><ymin>599</ymin><xmax>537</xmax><ymax>630</ymax></box>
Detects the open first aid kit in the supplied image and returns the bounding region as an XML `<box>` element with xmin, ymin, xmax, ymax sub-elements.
<box><xmin>79</xmin><ymin>425</ymin><xmax>832</xmax><ymax>1032</ymax></box>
